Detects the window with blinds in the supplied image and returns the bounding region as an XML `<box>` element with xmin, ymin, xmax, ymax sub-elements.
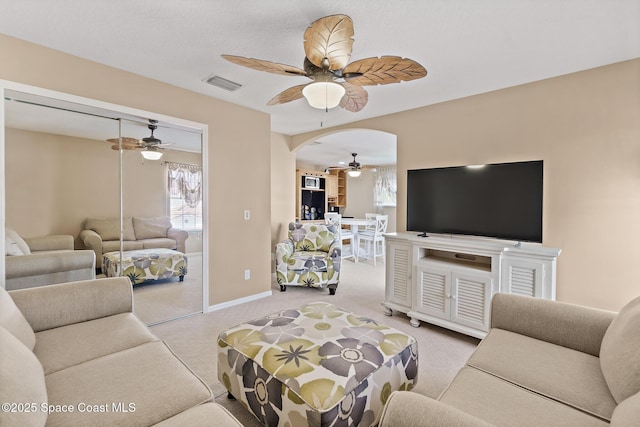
<box><xmin>167</xmin><ymin>162</ymin><xmax>202</xmax><ymax>231</ymax></box>
<box><xmin>169</xmin><ymin>196</ymin><xmax>202</xmax><ymax>230</ymax></box>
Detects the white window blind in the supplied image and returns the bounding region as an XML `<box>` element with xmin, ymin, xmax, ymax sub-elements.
<box><xmin>374</xmin><ymin>168</ymin><xmax>397</xmax><ymax>207</ymax></box>
<box><xmin>167</xmin><ymin>162</ymin><xmax>202</xmax><ymax>231</ymax></box>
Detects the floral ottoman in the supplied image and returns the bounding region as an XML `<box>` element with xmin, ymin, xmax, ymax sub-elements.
<box><xmin>217</xmin><ymin>302</ymin><xmax>418</xmax><ymax>427</ymax></box>
<box><xmin>102</xmin><ymin>248</ymin><xmax>188</xmax><ymax>284</ymax></box>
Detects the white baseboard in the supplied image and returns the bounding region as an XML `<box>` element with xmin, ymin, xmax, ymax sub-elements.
<box><xmin>207</xmin><ymin>290</ymin><xmax>273</xmax><ymax>312</ymax></box>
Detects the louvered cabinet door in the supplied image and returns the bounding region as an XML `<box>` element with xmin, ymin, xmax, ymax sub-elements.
<box><xmin>386</xmin><ymin>243</ymin><xmax>412</xmax><ymax>308</ymax></box>
<box><xmin>501</xmin><ymin>257</ymin><xmax>544</xmax><ymax>298</ymax></box>
<box><xmin>415</xmin><ymin>265</ymin><xmax>451</xmax><ymax>321</ymax></box>
<box><xmin>451</xmin><ymin>272</ymin><xmax>492</xmax><ymax>332</ymax></box>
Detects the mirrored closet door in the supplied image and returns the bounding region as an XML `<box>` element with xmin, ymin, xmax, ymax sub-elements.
<box><xmin>120</xmin><ymin>117</ymin><xmax>204</xmax><ymax>325</ymax></box>
<box><xmin>3</xmin><ymin>88</ymin><xmax>206</xmax><ymax>325</ymax></box>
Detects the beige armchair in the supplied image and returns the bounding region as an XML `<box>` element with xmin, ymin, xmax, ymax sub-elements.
<box><xmin>5</xmin><ymin>229</ymin><xmax>96</xmax><ymax>291</ymax></box>
<box><xmin>80</xmin><ymin>217</ymin><xmax>188</xmax><ymax>270</ymax></box>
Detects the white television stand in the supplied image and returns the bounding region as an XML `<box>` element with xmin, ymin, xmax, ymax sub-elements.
<box><xmin>383</xmin><ymin>232</ymin><xmax>561</xmax><ymax>339</ymax></box>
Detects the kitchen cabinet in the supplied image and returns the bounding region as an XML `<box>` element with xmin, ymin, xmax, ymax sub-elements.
<box><xmin>296</xmin><ymin>169</ymin><xmax>328</xmax><ymax>221</ymax></box>
<box><xmin>329</xmin><ymin>169</ymin><xmax>347</xmax><ymax>207</ymax></box>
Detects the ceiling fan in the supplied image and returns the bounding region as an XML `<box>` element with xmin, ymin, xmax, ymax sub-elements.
<box><xmin>328</xmin><ymin>153</ymin><xmax>374</xmax><ymax>177</ymax></box>
<box><xmin>106</xmin><ymin>120</ymin><xmax>172</xmax><ymax>160</ymax></box>
<box><xmin>222</xmin><ymin>14</ymin><xmax>427</xmax><ymax>112</ymax></box>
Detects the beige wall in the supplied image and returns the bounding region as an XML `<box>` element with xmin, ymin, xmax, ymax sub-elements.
<box><xmin>5</xmin><ymin>32</ymin><xmax>638</xmax><ymax>311</ymax></box>
<box><xmin>289</xmin><ymin>59</ymin><xmax>640</xmax><ymax>312</ymax></box>
<box><xmin>343</xmin><ymin>171</ymin><xmax>375</xmax><ymax>218</ymax></box>
<box><xmin>271</xmin><ymin>132</ymin><xmax>296</xmax><ymax>253</ymax></box>
<box><xmin>342</xmin><ymin>171</ymin><xmax>397</xmax><ymax>233</ymax></box>
<box><xmin>0</xmin><ymin>34</ymin><xmax>272</xmax><ymax>306</ymax></box>
<box><xmin>5</xmin><ymin>128</ymin><xmax>201</xmax><ymax>248</ymax></box>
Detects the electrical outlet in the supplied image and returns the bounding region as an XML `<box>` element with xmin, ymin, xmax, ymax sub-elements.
<box><xmin>243</xmin><ymin>210</ymin><xmax>250</xmax><ymax>220</ymax></box>
<box><xmin>244</xmin><ymin>269</ymin><xmax>250</xmax><ymax>280</ymax></box>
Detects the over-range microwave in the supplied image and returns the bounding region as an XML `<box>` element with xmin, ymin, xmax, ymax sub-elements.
<box><xmin>303</xmin><ymin>176</ymin><xmax>321</xmax><ymax>189</ymax></box>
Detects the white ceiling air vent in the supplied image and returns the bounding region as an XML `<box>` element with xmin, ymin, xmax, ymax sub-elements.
<box><xmin>204</xmin><ymin>75</ymin><xmax>242</xmax><ymax>92</ymax></box>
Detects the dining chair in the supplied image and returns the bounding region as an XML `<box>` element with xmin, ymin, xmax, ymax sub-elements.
<box><xmin>358</xmin><ymin>214</ymin><xmax>388</xmax><ymax>266</ymax></box>
<box><xmin>364</xmin><ymin>213</ymin><xmax>377</xmax><ymax>232</ymax></box>
<box><xmin>325</xmin><ymin>213</ymin><xmax>356</xmax><ymax>261</ymax></box>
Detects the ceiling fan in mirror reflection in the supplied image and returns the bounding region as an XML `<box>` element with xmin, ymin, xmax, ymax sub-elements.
<box><xmin>106</xmin><ymin>120</ymin><xmax>172</xmax><ymax>160</ymax></box>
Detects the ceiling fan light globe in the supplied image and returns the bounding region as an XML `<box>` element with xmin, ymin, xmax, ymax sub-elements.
<box><xmin>347</xmin><ymin>170</ymin><xmax>361</xmax><ymax>177</ymax></box>
<box><xmin>141</xmin><ymin>150</ymin><xmax>163</xmax><ymax>161</ymax></box>
<box><xmin>302</xmin><ymin>82</ymin><xmax>345</xmax><ymax>109</ymax></box>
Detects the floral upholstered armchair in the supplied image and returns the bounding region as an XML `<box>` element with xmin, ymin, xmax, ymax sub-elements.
<box><xmin>275</xmin><ymin>222</ymin><xmax>341</xmax><ymax>294</ymax></box>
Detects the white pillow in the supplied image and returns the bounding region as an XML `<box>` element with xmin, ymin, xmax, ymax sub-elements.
<box><xmin>5</xmin><ymin>235</ymin><xmax>23</xmax><ymax>256</ymax></box>
<box><xmin>5</xmin><ymin>227</ymin><xmax>30</xmax><ymax>256</ymax></box>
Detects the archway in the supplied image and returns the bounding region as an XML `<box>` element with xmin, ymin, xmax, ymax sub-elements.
<box><xmin>295</xmin><ymin>128</ymin><xmax>398</xmax><ymax>232</ymax></box>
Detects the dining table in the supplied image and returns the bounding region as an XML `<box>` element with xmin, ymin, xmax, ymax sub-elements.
<box><xmin>340</xmin><ymin>217</ymin><xmax>375</xmax><ymax>260</ymax></box>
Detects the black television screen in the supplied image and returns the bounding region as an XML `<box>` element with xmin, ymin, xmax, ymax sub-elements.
<box><xmin>407</xmin><ymin>160</ymin><xmax>543</xmax><ymax>243</ymax></box>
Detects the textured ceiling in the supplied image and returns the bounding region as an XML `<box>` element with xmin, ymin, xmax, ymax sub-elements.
<box><xmin>1</xmin><ymin>1</ymin><xmax>638</xmax><ymax>165</ymax></box>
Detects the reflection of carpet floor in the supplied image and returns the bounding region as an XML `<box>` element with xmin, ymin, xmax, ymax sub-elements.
<box><xmin>151</xmin><ymin>260</ymin><xmax>480</xmax><ymax>427</ymax></box>
<box><xmin>133</xmin><ymin>253</ymin><xmax>203</xmax><ymax>325</ymax></box>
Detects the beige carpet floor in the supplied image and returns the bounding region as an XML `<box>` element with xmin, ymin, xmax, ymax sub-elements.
<box><xmin>133</xmin><ymin>253</ymin><xmax>203</xmax><ymax>325</ymax></box>
<box><xmin>151</xmin><ymin>258</ymin><xmax>479</xmax><ymax>426</ymax></box>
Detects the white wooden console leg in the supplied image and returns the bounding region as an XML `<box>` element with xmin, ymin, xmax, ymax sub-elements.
<box><xmin>382</xmin><ymin>305</ymin><xmax>393</xmax><ymax>316</ymax></box>
<box><xmin>410</xmin><ymin>317</ymin><xmax>421</xmax><ymax>328</ymax></box>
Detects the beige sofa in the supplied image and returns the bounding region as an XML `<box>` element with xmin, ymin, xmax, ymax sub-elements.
<box><xmin>5</xmin><ymin>229</ymin><xmax>95</xmax><ymax>291</ymax></box>
<box><xmin>80</xmin><ymin>217</ymin><xmax>188</xmax><ymax>270</ymax></box>
<box><xmin>379</xmin><ymin>293</ymin><xmax>640</xmax><ymax>427</ymax></box>
<box><xmin>0</xmin><ymin>277</ymin><xmax>242</xmax><ymax>427</ymax></box>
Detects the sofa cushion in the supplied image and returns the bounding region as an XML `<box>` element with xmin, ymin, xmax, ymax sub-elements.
<box><xmin>85</xmin><ymin>217</ymin><xmax>136</xmax><ymax>241</ymax></box>
<box><xmin>288</xmin><ymin>251</ymin><xmax>329</xmax><ymax>271</ymax></box>
<box><xmin>467</xmin><ymin>328</ymin><xmax>616</xmax><ymax>421</ymax></box>
<box><xmin>34</xmin><ymin>313</ymin><xmax>157</xmax><ymax>375</ymax></box>
<box><xmin>379</xmin><ymin>391</ymin><xmax>494</xmax><ymax>427</ymax></box>
<box><xmin>44</xmin><ymin>341</ymin><xmax>211</xmax><ymax>427</ymax></box>
<box><xmin>490</xmin><ymin>293</ymin><xmax>615</xmax><ymax>357</ymax></box>
<box><xmin>0</xmin><ymin>327</ymin><xmax>48</xmax><ymax>427</ymax></box>
<box><xmin>8</xmin><ymin>278</ymin><xmax>133</xmax><ymax>333</ymax></box>
<box><xmin>140</xmin><ymin>237</ymin><xmax>178</xmax><ymax>250</ymax></box>
<box><xmin>288</xmin><ymin>223</ymin><xmax>337</xmax><ymax>252</ymax></box>
<box><xmin>154</xmin><ymin>402</ymin><xmax>243</xmax><ymax>427</ymax></box>
<box><xmin>6</xmin><ymin>226</ymin><xmax>31</xmax><ymax>255</ymax></box>
<box><xmin>133</xmin><ymin>216</ymin><xmax>172</xmax><ymax>240</ymax></box>
<box><xmin>24</xmin><ymin>235</ymin><xmax>74</xmax><ymax>252</ymax></box>
<box><xmin>5</xmin><ymin>250</ymin><xmax>95</xmax><ymax>280</ymax></box>
<box><xmin>102</xmin><ymin>240</ymin><xmax>144</xmax><ymax>253</ymax></box>
<box><xmin>439</xmin><ymin>367</ymin><xmax>609</xmax><ymax>427</ymax></box>
<box><xmin>0</xmin><ymin>286</ymin><xmax>36</xmax><ymax>349</ymax></box>
<box><xmin>600</xmin><ymin>295</ymin><xmax>640</xmax><ymax>403</ymax></box>
<box><xmin>611</xmin><ymin>390</ymin><xmax>640</xmax><ymax>427</ymax></box>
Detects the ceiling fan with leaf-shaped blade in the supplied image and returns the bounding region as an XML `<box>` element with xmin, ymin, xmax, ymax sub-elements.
<box><xmin>222</xmin><ymin>14</ymin><xmax>427</xmax><ymax>112</ymax></box>
<box><xmin>327</xmin><ymin>153</ymin><xmax>376</xmax><ymax>176</ymax></box>
<box><xmin>106</xmin><ymin>120</ymin><xmax>173</xmax><ymax>159</ymax></box>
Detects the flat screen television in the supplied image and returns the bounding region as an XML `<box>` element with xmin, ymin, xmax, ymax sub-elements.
<box><xmin>407</xmin><ymin>160</ymin><xmax>543</xmax><ymax>243</ymax></box>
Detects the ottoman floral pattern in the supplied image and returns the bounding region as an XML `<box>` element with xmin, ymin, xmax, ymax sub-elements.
<box><xmin>275</xmin><ymin>223</ymin><xmax>341</xmax><ymax>292</ymax></box>
<box><xmin>102</xmin><ymin>248</ymin><xmax>187</xmax><ymax>284</ymax></box>
<box><xmin>218</xmin><ymin>302</ymin><xmax>418</xmax><ymax>427</ymax></box>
